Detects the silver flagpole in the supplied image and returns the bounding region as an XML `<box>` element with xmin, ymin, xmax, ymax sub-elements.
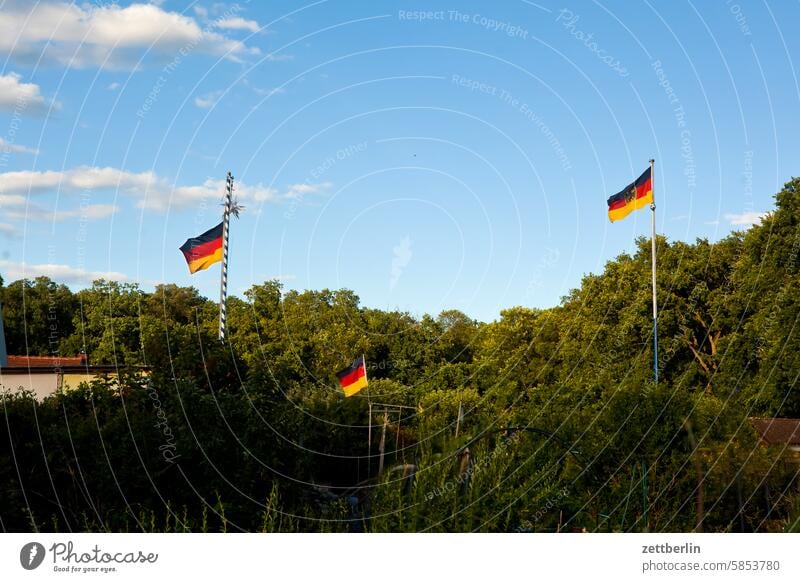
<box><xmin>365</xmin><ymin>354</ymin><xmax>372</xmax><ymax>477</ymax></box>
<box><xmin>218</xmin><ymin>172</ymin><xmax>233</xmax><ymax>342</ymax></box>
<box><xmin>649</xmin><ymin>159</ymin><xmax>658</xmax><ymax>383</ymax></box>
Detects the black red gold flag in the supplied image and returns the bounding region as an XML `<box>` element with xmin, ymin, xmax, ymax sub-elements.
<box><xmin>607</xmin><ymin>167</ymin><xmax>653</xmax><ymax>222</ymax></box>
<box><xmin>336</xmin><ymin>355</ymin><xmax>368</xmax><ymax>397</ymax></box>
<box><xmin>179</xmin><ymin>222</ymin><xmax>224</xmax><ymax>274</ymax></box>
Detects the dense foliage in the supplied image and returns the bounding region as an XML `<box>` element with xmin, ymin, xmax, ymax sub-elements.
<box><xmin>3</xmin><ymin>179</ymin><xmax>800</xmax><ymax>532</ymax></box>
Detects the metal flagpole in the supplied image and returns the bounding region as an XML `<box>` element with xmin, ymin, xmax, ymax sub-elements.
<box><xmin>218</xmin><ymin>172</ymin><xmax>233</xmax><ymax>342</ymax></box>
<box><xmin>0</xmin><ymin>298</ymin><xmax>7</xmax><ymax>366</ymax></box>
<box><xmin>364</xmin><ymin>354</ymin><xmax>372</xmax><ymax>477</ymax></box>
<box><xmin>649</xmin><ymin>159</ymin><xmax>658</xmax><ymax>383</ymax></box>
<box><xmin>362</xmin><ymin>353</ymin><xmax>368</xmax><ymax>385</ymax></box>
<box><xmin>367</xmin><ymin>402</ymin><xmax>373</xmax><ymax>477</ymax></box>
<box><xmin>455</xmin><ymin>397</ymin><xmax>462</xmax><ymax>438</ymax></box>
<box><xmin>378</xmin><ymin>409</ymin><xmax>388</xmax><ymax>475</ymax></box>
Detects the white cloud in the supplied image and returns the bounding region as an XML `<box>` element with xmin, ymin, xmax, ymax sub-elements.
<box><xmin>0</xmin><ymin>260</ymin><xmax>129</xmax><ymax>284</ymax></box>
<box><xmin>284</xmin><ymin>182</ymin><xmax>332</xmax><ymax>199</ymax></box>
<box><xmin>153</xmin><ymin>178</ymin><xmax>279</xmax><ymax>210</ymax></box>
<box><xmin>79</xmin><ymin>204</ymin><xmax>118</xmax><ymax>219</ymax></box>
<box><xmin>253</xmin><ymin>86</ymin><xmax>285</xmax><ymax>97</ymax></box>
<box><xmin>0</xmin><ymin>191</ymin><xmax>118</xmax><ymax>222</ymax></box>
<box><xmin>0</xmin><ymin>73</ymin><xmax>57</xmax><ymax>114</ymax></box>
<box><xmin>725</xmin><ymin>211</ymin><xmax>767</xmax><ymax>226</ymax></box>
<box><xmin>44</xmin><ymin>204</ymin><xmax>117</xmax><ymax>222</ymax></box>
<box><xmin>263</xmin><ymin>52</ymin><xmax>293</xmax><ymax>62</ymax></box>
<box><xmin>0</xmin><ymin>165</ymin><xmax>326</xmax><ymax>211</ymax></box>
<box><xmin>0</xmin><ymin>223</ymin><xmax>20</xmax><ymax>238</ymax></box>
<box><xmin>107</xmin><ymin>82</ymin><xmax>120</xmax><ymax>91</ymax></box>
<box><xmin>215</xmin><ymin>17</ymin><xmax>262</xmax><ymax>33</ymax></box>
<box><xmin>246</xmin><ymin>183</ymin><xmax>279</xmax><ymax>203</ymax></box>
<box><xmin>0</xmin><ymin>137</ymin><xmax>38</xmax><ymax>155</ymax></box>
<box><xmin>194</xmin><ymin>90</ymin><xmax>224</xmax><ymax>109</ymax></box>
<box><xmin>0</xmin><ymin>2</ymin><xmax>259</xmax><ymax>70</ymax></box>
<box><xmin>0</xmin><ymin>166</ymin><xmax>158</xmax><ymax>197</ymax></box>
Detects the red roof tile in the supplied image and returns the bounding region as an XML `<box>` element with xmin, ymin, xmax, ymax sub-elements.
<box><xmin>750</xmin><ymin>418</ymin><xmax>800</xmax><ymax>447</ymax></box>
<box><xmin>6</xmin><ymin>354</ymin><xmax>86</xmax><ymax>368</ymax></box>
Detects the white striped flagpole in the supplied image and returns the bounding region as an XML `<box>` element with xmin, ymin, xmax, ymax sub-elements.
<box><xmin>649</xmin><ymin>159</ymin><xmax>658</xmax><ymax>383</ymax></box>
<box><xmin>218</xmin><ymin>172</ymin><xmax>233</xmax><ymax>342</ymax></box>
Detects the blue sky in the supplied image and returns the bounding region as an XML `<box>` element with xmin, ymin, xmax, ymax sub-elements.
<box><xmin>0</xmin><ymin>0</ymin><xmax>798</xmax><ymax>321</ymax></box>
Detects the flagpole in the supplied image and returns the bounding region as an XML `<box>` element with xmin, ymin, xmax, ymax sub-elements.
<box><xmin>362</xmin><ymin>353</ymin><xmax>368</xmax><ymax>384</ymax></box>
<box><xmin>649</xmin><ymin>159</ymin><xmax>658</xmax><ymax>383</ymax></box>
<box><xmin>367</xmin><ymin>402</ymin><xmax>373</xmax><ymax>478</ymax></box>
<box><xmin>364</xmin><ymin>353</ymin><xmax>372</xmax><ymax>477</ymax></box>
<box><xmin>218</xmin><ymin>172</ymin><xmax>233</xmax><ymax>342</ymax></box>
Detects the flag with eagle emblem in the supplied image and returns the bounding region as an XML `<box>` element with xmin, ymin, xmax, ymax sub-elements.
<box><xmin>607</xmin><ymin>166</ymin><xmax>653</xmax><ymax>222</ymax></box>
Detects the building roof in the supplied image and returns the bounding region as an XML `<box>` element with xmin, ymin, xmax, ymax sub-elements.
<box><xmin>6</xmin><ymin>354</ymin><xmax>87</xmax><ymax>368</ymax></box>
<box><xmin>750</xmin><ymin>418</ymin><xmax>800</xmax><ymax>447</ymax></box>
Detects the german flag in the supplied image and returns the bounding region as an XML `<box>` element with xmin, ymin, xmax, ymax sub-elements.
<box><xmin>607</xmin><ymin>167</ymin><xmax>653</xmax><ymax>222</ymax></box>
<box><xmin>179</xmin><ymin>222</ymin><xmax>223</xmax><ymax>274</ymax></box>
<box><xmin>336</xmin><ymin>355</ymin><xmax>368</xmax><ymax>397</ymax></box>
